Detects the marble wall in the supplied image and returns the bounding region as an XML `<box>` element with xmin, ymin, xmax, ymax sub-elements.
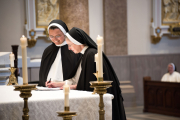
<box><xmin>59</xmin><ymin>0</ymin><xmax>89</xmax><ymax>34</ymax></box>
<box><xmin>103</xmin><ymin>0</ymin><xmax>127</xmax><ymax>55</ymax></box>
<box><xmin>108</xmin><ymin>54</ymin><xmax>180</xmax><ymax>106</ymax></box>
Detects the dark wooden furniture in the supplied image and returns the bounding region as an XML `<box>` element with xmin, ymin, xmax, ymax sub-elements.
<box><xmin>143</xmin><ymin>76</ymin><xmax>180</xmax><ymax>117</ymax></box>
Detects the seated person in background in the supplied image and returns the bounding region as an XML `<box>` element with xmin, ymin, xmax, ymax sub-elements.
<box><xmin>47</xmin><ymin>27</ymin><xmax>126</xmax><ymax>120</ymax></box>
<box><xmin>161</xmin><ymin>63</ymin><xmax>180</xmax><ymax>82</ymax></box>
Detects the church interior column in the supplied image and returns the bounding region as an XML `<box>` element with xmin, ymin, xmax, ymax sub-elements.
<box><xmin>59</xmin><ymin>0</ymin><xmax>89</xmax><ymax>34</ymax></box>
<box><xmin>103</xmin><ymin>0</ymin><xmax>127</xmax><ymax>55</ymax></box>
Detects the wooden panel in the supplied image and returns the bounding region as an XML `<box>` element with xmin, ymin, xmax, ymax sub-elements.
<box><xmin>143</xmin><ymin>77</ymin><xmax>180</xmax><ymax>117</ymax></box>
<box><xmin>147</xmin><ymin>88</ymin><xmax>155</xmax><ymax>106</ymax></box>
<box><xmin>165</xmin><ymin>89</ymin><xmax>173</xmax><ymax>108</ymax></box>
<box><xmin>157</xmin><ymin>89</ymin><xmax>163</xmax><ymax>107</ymax></box>
<box><xmin>174</xmin><ymin>90</ymin><xmax>180</xmax><ymax>109</ymax></box>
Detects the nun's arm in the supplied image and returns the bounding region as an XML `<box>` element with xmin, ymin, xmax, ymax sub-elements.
<box><xmin>65</xmin><ymin>60</ymin><xmax>82</xmax><ymax>85</ymax></box>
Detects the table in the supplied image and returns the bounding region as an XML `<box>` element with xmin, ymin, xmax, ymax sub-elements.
<box><xmin>0</xmin><ymin>86</ymin><xmax>113</xmax><ymax>120</ymax></box>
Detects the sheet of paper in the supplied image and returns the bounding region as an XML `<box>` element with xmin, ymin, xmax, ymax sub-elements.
<box><xmin>36</xmin><ymin>87</ymin><xmax>60</xmax><ymax>91</ymax></box>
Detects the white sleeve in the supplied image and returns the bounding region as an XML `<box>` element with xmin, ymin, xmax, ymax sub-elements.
<box><xmin>65</xmin><ymin>77</ymin><xmax>77</xmax><ymax>85</ymax></box>
<box><xmin>65</xmin><ymin>61</ymin><xmax>82</xmax><ymax>85</ymax></box>
<box><xmin>177</xmin><ymin>73</ymin><xmax>180</xmax><ymax>83</ymax></box>
<box><xmin>161</xmin><ymin>74</ymin><xmax>167</xmax><ymax>82</ymax></box>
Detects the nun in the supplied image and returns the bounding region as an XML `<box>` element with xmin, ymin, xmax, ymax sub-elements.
<box><xmin>47</xmin><ymin>27</ymin><xmax>126</xmax><ymax>120</ymax></box>
<box><xmin>38</xmin><ymin>20</ymin><xmax>80</xmax><ymax>87</ymax></box>
<box><xmin>161</xmin><ymin>63</ymin><xmax>180</xmax><ymax>82</ymax></box>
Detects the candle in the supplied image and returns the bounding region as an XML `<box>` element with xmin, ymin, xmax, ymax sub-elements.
<box><xmin>64</xmin><ymin>81</ymin><xmax>70</xmax><ymax>107</ymax></box>
<box><xmin>95</xmin><ymin>54</ymin><xmax>98</xmax><ymax>72</ymax></box>
<box><xmin>20</xmin><ymin>35</ymin><xmax>28</xmax><ymax>85</ymax></box>
<box><xmin>97</xmin><ymin>35</ymin><xmax>103</xmax><ymax>45</ymax></box>
<box><xmin>96</xmin><ymin>35</ymin><xmax>103</xmax><ymax>78</ymax></box>
<box><xmin>9</xmin><ymin>52</ymin><xmax>15</xmax><ymax>67</ymax></box>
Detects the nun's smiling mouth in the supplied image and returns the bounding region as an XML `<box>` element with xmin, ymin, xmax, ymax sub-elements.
<box><xmin>54</xmin><ymin>40</ymin><xmax>61</xmax><ymax>44</ymax></box>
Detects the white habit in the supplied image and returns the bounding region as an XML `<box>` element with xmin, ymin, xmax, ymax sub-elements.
<box><xmin>46</xmin><ymin>41</ymin><xmax>67</xmax><ymax>82</ymax></box>
<box><xmin>161</xmin><ymin>71</ymin><xmax>180</xmax><ymax>83</ymax></box>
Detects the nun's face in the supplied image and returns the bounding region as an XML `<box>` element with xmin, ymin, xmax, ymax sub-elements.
<box><xmin>168</xmin><ymin>64</ymin><xmax>174</xmax><ymax>74</ymax></box>
<box><xmin>49</xmin><ymin>28</ymin><xmax>65</xmax><ymax>45</ymax></box>
<box><xmin>66</xmin><ymin>38</ymin><xmax>82</xmax><ymax>54</ymax></box>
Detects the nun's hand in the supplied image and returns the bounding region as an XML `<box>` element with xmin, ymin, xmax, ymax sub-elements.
<box><xmin>47</xmin><ymin>82</ymin><xmax>65</xmax><ymax>88</ymax></box>
<box><xmin>70</xmin><ymin>85</ymin><xmax>77</xmax><ymax>90</ymax></box>
<box><xmin>45</xmin><ymin>80</ymin><xmax>51</xmax><ymax>87</ymax></box>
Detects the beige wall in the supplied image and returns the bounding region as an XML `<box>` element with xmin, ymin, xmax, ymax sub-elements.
<box><xmin>0</xmin><ymin>0</ymin><xmax>180</xmax><ymax>58</ymax></box>
<box><xmin>60</xmin><ymin>0</ymin><xmax>89</xmax><ymax>34</ymax></box>
<box><xmin>127</xmin><ymin>0</ymin><xmax>180</xmax><ymax>55</ymax></box>
<box><xmin>0</xmin><ymin>0</ymin><xmax>54</xmax><ymax>58</ymax></box>
<box><xmin>88</xmin><ymin>0</ymin><xmax>104</xmax><ymax>43</ymax></box>
<box><xmin>0</xmin><ymin>0</ymin><xmax>25</xmax><ymax>55</ymax></box>
<box><xmin>104</xmin><ymin>0</ymin><xmax>127</xmax><ymax>55</ymax></box>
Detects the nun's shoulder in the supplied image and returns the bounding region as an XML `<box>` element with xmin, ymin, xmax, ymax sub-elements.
<box><xmin>41</xmin><ymin>43</ymin><xmax>58</xmax><ymax>58</ymax></box>
<box><xmin>86</xmin><ymin>48</ymin><xmax>97</xmax><ymax>55</ymax></box>
<box><xmin>174</xmin><ymin>71</ymin><xmax>180</xmax><ymax>75</ymax></box>
<box><xmin>43</xmin><ymin>43</ymin><xmax>57</xmax><ymax>53</ymax></box>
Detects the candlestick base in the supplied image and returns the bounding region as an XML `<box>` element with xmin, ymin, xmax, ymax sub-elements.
<box><xmin>14</xmin><ymin>84</ymin><xmax>37</xmax><ymax>120</ymax></box>
<box><xmin>57</xmin><ymin>106</ymin><xmax>77</xmax><ymax>120</ymax></box>
<box><xmin>7</xmin><ymin>67</ymin><xmax>18</xmax><ymax>85</ymax></box>
<box><xmin>90</xmin><ymin>81</ymin><xmax>112</xmax><ymax>120</ymax></box>
<box><xmin>93</xmin><ymin>72</ymin><xmax>104</xmax><ymax>82</ymax></box>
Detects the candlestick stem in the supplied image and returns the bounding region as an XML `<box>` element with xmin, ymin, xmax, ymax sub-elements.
<box><xmin>99</xmin><ymin>94</ymin><xmax>105</xmax><ymax>120</ymax></box>
<box><xmin>22</xmin><ymin>98</ymin><xmax>29</xmax><ymax>120</ymax></box>
<box><xmin>14</xmin><ymin>84</ymin><xmax>37</xmax><ymax>120</ymax></box>
<box><xmin>90</xmin><ymin>81</ymin><xmax>112</xmax><ymax>120</ymax></box>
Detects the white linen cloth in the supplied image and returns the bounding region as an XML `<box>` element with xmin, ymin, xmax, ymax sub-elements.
<box><xmin>0</xmin><ymin>86</ymin><xmax>113</xmax><ymax>120</ymax></box>
<box><xmin>47</xmin><ymin>41</ymin><xmax>67</xmax><ymax>82</ymax></box>
<box><xmin>161</xmin><ymin>71</ymin><xmax>180</xmax><ymax>82</ymax></box>
<box><xmin>66</xmin><ymin>46</ymin><xmax>88</xmax><ymax>85</ymax></box>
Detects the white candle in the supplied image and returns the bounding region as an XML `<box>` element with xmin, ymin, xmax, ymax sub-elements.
<box><xmin>9</xmin><ymin>52</ymin><xmax>15</xmax><ymax>67</ymax></box>
<box><xmin>97</xmin><ymin>35</ymin><xmax>103</xmax><ymax>45</ymax></box>
<box><xmin>63</xmin><ymin>81</ymin><xmax>70</xmax><ymax>107</ymax></box>
<box><xmin>97</xmin><ymin>35</ymin><xmax>103</xmax><ymax>78</ymax></box>
<box><xmin>95</xmin><ymin>54</ymin><xmax>98</xmax><ymax>72</ymax></box>
<box><xmin>20</xmin><ymin>35</ymin><xmax>28</xmax><ymax>85</ymax></box>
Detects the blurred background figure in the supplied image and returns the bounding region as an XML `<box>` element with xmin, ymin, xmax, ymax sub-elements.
<box><xmin>161</xmin><ymin>63</ymin><xmax>180</xmax><ymax>82</ymax></box>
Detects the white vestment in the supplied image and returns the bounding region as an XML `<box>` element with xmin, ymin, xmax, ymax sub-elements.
<box><xmin>161</xmin><ymin>71</ymin><xmax>180</xmax><ymax>83</ymax></box>
<box><xmin>46</xmin><ymin>41</ymin><xmax>67</xmax><ymax>82</ymax></box>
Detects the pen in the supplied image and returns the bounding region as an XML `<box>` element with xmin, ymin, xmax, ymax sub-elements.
<box><xmin>48</xmin><ymin>78</ymin><xmax>51</xmax><ymax>83</ymax></box>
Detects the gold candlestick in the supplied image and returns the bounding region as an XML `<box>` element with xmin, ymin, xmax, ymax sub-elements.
<box><xmin>90</xmin><ymin>72</ymin><xmax>112</xmax><ymax>120</ymax></box>
<box><xmin>14</xmin><ymin>84</ymin><xmax>37</xmax><ymax>120</ymax></box>
<box><xmin>57</xmin><ymin>106</ymin><xmax>77</xmax><ymax>120</ymax></box>
<box><xmin>7</xmin><ymin>67</ymin><xmax>18</xmax><ymax>85</ymax></box>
